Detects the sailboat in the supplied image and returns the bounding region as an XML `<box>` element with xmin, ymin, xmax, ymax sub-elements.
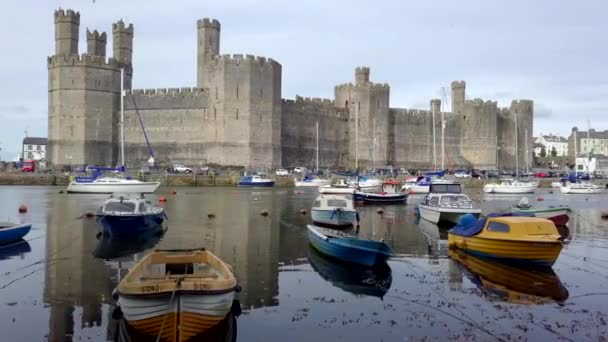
<box><xmin>295</xmin><ymin>121</ymin><xmax>331</xmax><ymax>187</ymax></box>
<box><xmin>483</xmin><ymin>111</ymin><xmax>538</xmax><ymax>194</ymax></box>
<box><xmin>560</xmin><ymin>127</ymin><xmax>603</xmax><ymax>194</ymax></box>
<box><xmin>67</xmin><ymin>69</ymin><xmax>161</xmax><ymax>194</ymax></box>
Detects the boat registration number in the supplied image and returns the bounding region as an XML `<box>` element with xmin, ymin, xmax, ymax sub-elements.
<box><xmin>141</xmin><ymin>284</ymin><xmax>161</xmax><ymax>293</ymax></box>
<box><xmin>193</xmin><ymin>283</ymin><xmax>210</xmax><ymax>290</ymax></box>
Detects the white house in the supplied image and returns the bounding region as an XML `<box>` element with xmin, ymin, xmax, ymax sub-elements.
<box><xmin>535</xmin><ymin>134</ymin><xmax>568</xmax><ymax>156</ymax></box>
<box><xmin>22</xmin><ymin>137</ymin><xmax>47</xmax><ymax>161</ymax></box>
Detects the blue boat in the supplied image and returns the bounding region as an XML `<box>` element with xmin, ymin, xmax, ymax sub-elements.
<box><xmin>96</xmin><ymin>195</ymin><xmax>165</xmax><ymax>236</ymax></box>
<box><xmin>311</xmin><ymin>195</ymin><xmax>359</xmax><ymax>227</ymax></box>
<box><xmin>307</xmin><ymin>225</ymin><xmax>392</xmax><ymax>267</ymax></box>
<box><xmin>0</xmin><ymin>223</ymin><xmax>32</xmax><ymax>244</ymax></box>
<box><xmin>237</xmin><ymin>175</ymin><xmax>275</xmax><ymax>187</ymax></box>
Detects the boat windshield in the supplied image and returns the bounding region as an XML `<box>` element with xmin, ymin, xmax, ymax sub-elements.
<box><xmin>430</xmin><ymin>184</ymin><xmax>462</xmax><ymax>193</ymax></box>
<box><xmin>439</xmin><ymin>195</ymin><xmax>473</xmax><ymax>208</ymax></box>
<box><xmin>104</xmin><ymin>202</ymin><xmax>136</xmax><ymax>213</ymax></box>
<box><xmin>327</xmin><ymin>199</ymin><xmax>347</xmax><ymax>208</ymax></box>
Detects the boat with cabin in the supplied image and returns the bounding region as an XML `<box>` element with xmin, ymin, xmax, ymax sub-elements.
<box><xmin>96</xmin><ymin>194</ymin><xmax>166</xmax><ymax>236</ymax></box>
<box><xmin>512</xmin><ymin>197</ymin><xmax>570</xmax><ymax>226</ymax></box>
<box><xmin>237</xmin><ymin>175</ymin><xmax>275</xmax><ymax>187</ymax></box>
<box><xmin>448</xmin><ymin>213</ymin><xmax>564</xmax><ymax>267</ymax></box>
<box><xmin>348</xmin><ymin>176</ymin><xmax>382</xmax><ymax>192</ymax></box>
<box><xmin>0</xmin><ymin>223</ymin><xmax>32</xmax><ymax>245</ymax></box>
<box><xmin>417</xmin><ymin>183</ymin><xmax>481</xmax><ymax>224</ymax></box>
<box><xmin>67</xmin><ymin>166</ymin><xmax>161</xmax><ymax>194</ymax></box>
<box><xmin>294</xmin><ymin>174</ymin><xmax>331</xmax><ymax>187</ymax></box>
<box><xmin>114</xmin><ymin>248</ymin><xmax>239</xmax><ymax>342</ymax></box>
<box><xmin>559</xmin><ymin>177</ymin><xmax>603</xmax><ymax>194</ymax></box>
<box><xmin>318</xmin><ymin>179</ymin><xmax>356</xmax><ymax>194</ymax></box>
<box><xmin>483</xmin><ymin>178</ymin><xmax>538</xmax><ymax>194</ymax></box>
<box><xmin>402</xmin><ymin>171</ymin><xmax>451</xmax><ymax>194</ymax></box>
<box><xmin>353</xmin><ymin>179</ymin><xmax>408</xmax><ymax>204</ymax></box>
<box><xmin>307</xmin><ymin>225</ymin><xmax>392</xmax><ymax>267</ymax></box>
<box><xmin>311</xmin><ymin>194</ymin><xmax>358</xmax><ymax>227</ymax></box>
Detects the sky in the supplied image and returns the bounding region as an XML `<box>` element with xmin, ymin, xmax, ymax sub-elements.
<box><xmin>0</xmin><ymin>0</ymin><xmax>607</xmax><ymax>160</ymax></box>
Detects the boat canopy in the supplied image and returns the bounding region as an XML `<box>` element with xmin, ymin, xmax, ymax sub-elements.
<box><xmin>449</xmin><ymin>213</ymin><xmax>534</xmax><ymax>237</ymax></box>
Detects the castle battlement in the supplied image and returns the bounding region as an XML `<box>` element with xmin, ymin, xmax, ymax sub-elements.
<box><xmin>391</xmin><ymin>108</ymin><xmax>433</xmax><ymax>124</ymax></box>
<box><xmin>128</xmin><ymin>87</ymin><xmax>207</xmax><ymax>96</ymax></box>
<box><xmin>293</xmin><ymin>95</ymin><xmax>334</xmax><ymax>104</ymax></box>
<box><xmin>86</xmin><ymin>29</ymin><xmax>107</xmax><ymax>42</ymax></box>
<box><xmin>334</xmin><ymin>82</ymin><xmax>390</xmax><ymax>90</ymax></box>
<box><xmin>54</xmin><ymin>8</ymin><xmax>79</xmax><ymax>23</ymax></box>
<box><xmin>197</xmin><ymin>18</ymin><xmax>221</xmax><ymax>29</ymax></box>
<box><xmin>210</xmin><ymin>54</ymin><xmax>280</xmax><ymax>68</ymax></box>
<box><xmin>47</xmin><ymin>54</ymin><xmax>119</xmax><ymax>68</ymax></box>
<box><xmin>112</xmin><ymin>20</ymin><xmax>133</xmax><ymax>34</ymax></box>
<box><xmin>451</xmin><ymin>80</ymin><xmax>465</xmax><ymax>88</ymax></box>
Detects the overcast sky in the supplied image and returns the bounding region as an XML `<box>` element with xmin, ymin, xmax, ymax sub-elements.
<box><xmin>0</xmin><ymin>0</ymin><xmax>606</xmax><ymax>160</ymax></box>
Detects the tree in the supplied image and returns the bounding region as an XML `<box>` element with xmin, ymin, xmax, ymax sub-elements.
<box><xmin>540</xmin><ymin>146</ymin><xmax>547</xmax><ymax>158</ymax></box>
<box><xmin>551</xmin><ymin>146</ymin><xmax>557</xmax><ymax>157</ymax></box>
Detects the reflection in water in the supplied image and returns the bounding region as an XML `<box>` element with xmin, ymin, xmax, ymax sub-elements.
<box><xmin>92</xmin><ymin>225</ymin><xmax>166</xmax><ymax>259</ymax></box>
<box><xmin>0</xmin><ymin>239</ymin><xmax>31</xmax><ymax>259</ymax></box>
<box><xmin>449</xmin><ymin>248</ymin><xmax>569</xmax><ymax>304</ymax></box>
<box><xmin>308</xmin><ymin>247</ymin><xmax>392</xmax><ymax>299</ymax></box>
<box><xmin>113</xmin><ymin>300</ymin><xmax>241</xmax><ymax>342</ymax></box>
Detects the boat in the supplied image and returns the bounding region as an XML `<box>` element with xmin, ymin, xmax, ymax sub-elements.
<box><xmin>294</xmin><ymin>174</ymin><xmax>331</xmax><ymax>187</ymax></box>
<box><xmin>237</xmin><ymin>175</ymin><xmax>275</xmax><ymax>187</ymax></box>
<box><xmin>449</xmin><ymin>248</ymin><xmax>569</xmax><ymax>304</ymax></box>
<box><xmin>318</xmin><ymin>179</ymin><xmax>356</xmax><ymax>194</ymax></box>
<box><xmin>311</xmin><ymin>194</ymin><xmax>358</xmax><ymax>227</ymax></box>
<box><xmin>348</xmin><ymin>176</ymin><xmax>382</xmax><ymax>192</ymax></box>
<box><xmin>512</xmin><ymin>197</ymin><xmax>570</xmax><ymax>226</ymax></box>
<box><xmin>417</xmin><ymin>183</ymin><xmax>481</xmax><ymax>224</ymax></box>
<box><xmin>403</xmin><ymin>174</ymin><xmax>451</xmax><ymax>194</ymax></box>
<box><xmin>96</xmin><ymin>195</ymin><xmax>166</xmax><ymax>236</ymax></box>
<box><xmin>114</xmin><ymin>248</ymin><xmax>239</xmax><ymax>342</ymax></box>
<box><xmin>559</xmin><ymin>178</ymin><xmax>603</xmax><ymax>194</ymax></box>
<box><xmin>0</xmin><ymin>223</ymin><xmax>32</xmax><ymax>244</ymax></box>
<box><xmin>308</xmin><ymin>247</ymin><xmax>392</xmax><ymax>298</ymax></box>
<box><xmin>67</xmin><ymin>166</ymin><xmax>161</xmax><ymax>194</ymax></box>
<box><xmin>307</xmin><ymin>225</ymin><xmax>391</xmax><ymax>267</ymax></box>
<box><xmin>448</xmin><ymin>213</ymin><xmax>564</xmax><ymax>267</ymax></box>
<box><xmin>353</xmin><ymin>179</ymin><xmax>408</xmax><ymax>204</ymax></box>
<box><xmin>483</xmin><ymin>178</ymin><xmax>538</xmax><ymax>194</ymax></box>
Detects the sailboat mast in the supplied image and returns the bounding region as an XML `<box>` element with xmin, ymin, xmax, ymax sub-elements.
<box><xmin>514</xmin><ymin>112</ymin><xmax>519</xmax><ymax>179</ymax></box>
<box><xmin>525</xmin><ymin>128</ymin><xmax>529</xmax><ymax>174</ymax></box>
<box><xmin>372</xmin><ymin>118</ymin><xmax>376</xmax><ymax>171</ymax></box>
<box><xmin>574</xmin><ymin>129</ymin><xmax>578</xmax><ymax>176</ymax></box>
<box><xmin>587</xmin><ymin>119</ymin><xmax>591</xmax><ymax>172</ymax></box>
<box><xmin>432</xmin><ymin>104</ymin><xmax>436</xmax><ymax>171</ymax></box>
<box><xmin>355</xmin><ymin>103</ymin><xmax>359</xmax><ymax>170</ymax></box>
<box><xmin>441</xmin><ymin>110</ymin><xmax>445</xmax><ymax>171</ymax></box>
<box><xmin>315</xmin><ymin>121</ymin><xmax>319</xmax><ymax>174</ymax></box>
<box><xmin>120</xmin><ymin>68</ymin><xmax>125</xmax><ymax>168</ymax></box>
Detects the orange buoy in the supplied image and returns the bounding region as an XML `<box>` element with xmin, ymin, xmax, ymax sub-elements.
<box><xmin>260</xmin><ymin>209</ymin><xmax>269</xmax><ymax>216</ymax></box>
<box><xmin>85</xmin><ymin>210</ymin><xmax>95</xmax><ymax>218</ymax></box>
<box><xmin>377</xmin><ymin>208</ymin><xmax>384</xmax><ymax>214</ymax></box>
<box><xmin>409</xmin><ymin>190</ymin><xmax>414</xmax><ymax>195</ymax></box>
<box><xmin>536</xmin><ymin>196</ymin><xmax>544</xmax><ymax>201</ymax></box>
<box><xmin>159</xmin><ymin>196</ymin><xmax>167</xmax><ymax>203</ymax></box>
<box><xmin>601</xmin><ymin>211</ymin><xmax>608</xmax><ymax>219</ymax></box>
<box><xmin>171</xmin><ymin>191</ymin><xmax>177</xmax><ymax>195</ymax></box>
<box><xmin>18</xmin><ymin>205</ymin><xmax>27</xmax><ymax>213</ymax></box>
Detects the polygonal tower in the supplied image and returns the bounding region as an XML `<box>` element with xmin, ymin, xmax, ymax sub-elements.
<box><xmin>451</xmin><ymin>80</ymin><xmax>465</xmax><ymax>115</ymax></box>
<box><xmin>87</xmin><ymin>29</ymin><xmax>106</xmax><ymax>57</ymax></box>
<box><xmin>112</xmin><ymin>20</ymin><xmax>134</xmax><ymax>89</ymax></box>
<box><xmin>54</xmin><ymin>8</ymin><xmax>79</xmax><ymax>56</ymax></box>
<box><xmin>335</xmin><ymin>67</ymin><xmax>390</xmax><ymax>169</ymax></box>
<box><xmin>197</xmin><ymin>18</ymin><xmax>221</xmax><ymax>89</ymax></box>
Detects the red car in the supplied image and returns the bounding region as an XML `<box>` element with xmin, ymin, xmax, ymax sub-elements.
<box><xmin>21</xmin><ymin>159</ymin><xmax>36</xmax><ymax>172</ymax></box>
<box><xmin>534</xmin><ymin>171</ymin><xmax>550</xmax><ymax>178</ymax></box>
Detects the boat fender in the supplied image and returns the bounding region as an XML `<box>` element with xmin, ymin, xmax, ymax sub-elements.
<box><xmin>18</xmin><ymin>205</ymin><xmax>27</xmax><ymax>213</ymax></box>
<box><xmin>159</xmin><ymin>196</ymin><xmax>167</xmax><ymax>203</ymax></box>
<box><xmin>356</xmin><ymin>212</ymin><xmax>360</xmax><ymax>222</ymax></box>
<box><xmin>377</xmin><ymin>208</ymin><xmax>384</xmax><ymax>214</ymax></box>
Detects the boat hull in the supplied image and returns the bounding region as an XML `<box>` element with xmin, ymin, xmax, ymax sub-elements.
<box><xmin>560</xmin><ymin>185</ymin><xmax>603</xmax><ymax>194</ymax></box>
<box><xmin>483</xmin><ymin>184</ymin><xmax>536</xmax><ymax>194</ymax></box>
<box><xmin>97</xmin><ymin>212</ymin><xmax>165</xmax><ymax>236</ymax></box>
<box><xmin>418</xmin><ymin>205</ymin><xmax>481</xmax><ymax>224</ymax></box>
<box><xmin>237</xmin><ymin>181</ymin><xmax>274</xmax><ymax>187</ymax></box>
<box><xmin>448</xmin><ymin>234</ymin><xmax>563</xmax><ymax>267</ymax></box>
<box><xmin>318</xmin><ymin>187</ymin><xmax>355</xmax><ymax>194</ymax></box>
<box><xmin>67</xmin><ymin>181</ymin><xmax>160</xmax><ymax>194</ymax></box>
<box><xmin>353</xmin><ymin>191</ymin><xmax>407</xmax><ymax>204</ymax></box>
<box><xmin>307</xmin><ymin>225</ymin><xmax>391</xmax><ymax>267</ymax></box>
<box><xmin>295</xmin><ymin>179</ymin><xmax>331</xmax><ymax>187</ymax></box>
<box><xmin>311</xmin><ymin>209</ymin><xmax>358</xmax><ymax>227</ymax></box>
<box><xmin>0</xmin><ymin>223</ymin><xmax>32</xmax><ymax>244</ymax></box>
<box><xmin>512</xmin><ymin>206</ymin><xmax>570</xmax><ymax>226</ymax></box>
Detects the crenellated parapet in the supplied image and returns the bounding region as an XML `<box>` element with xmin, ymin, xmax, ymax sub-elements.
<box><xmin>209</xmin><ymin>54</ymin><xmax>281</xmax><ymax>70</ymax></box>
<box><xmin>54</xmin><ymin>8</ymin><xmax>80</xmax><ymax>24</ymax></box>
<box><xmin>197</xmin><ymin>18</ymin><xmax>221</xmax><ymax>29</ymax></box>
<box><xmin>128</xmin><ymin>87</ymin><xmax>207</xmax><ymax>96</ymax></box>
<box><xmin>125</xmin><ymin>87</ymin><xmax>208</xmax><ymax>111</ymax></box>
<box><xmin>86</xmin><ymin>29</ymin><xmax>107</xmax><ymax>57</ymax></box>
<box><xmin>391</xmin><ymin>108</ymin><xmax>433</xmax><ymax>124</ymax></box>
<box><xmin>47</xmin><ymin>54</ymin><xmax>120</xmax><ymax>69</ymax></box>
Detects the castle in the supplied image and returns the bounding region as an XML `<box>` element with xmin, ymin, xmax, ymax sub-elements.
<box><xmin>48</xmin><ymin>9</ymin><xmax>534</xmax><ymax>171</ymax></box>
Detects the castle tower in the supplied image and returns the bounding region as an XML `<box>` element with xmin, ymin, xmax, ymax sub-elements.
<box><xmin>48</xmin><ymin>9</ymin><xmax>122</xmax><ymax>169</ymax></box>
<box><xmin>510</xmin><ymin>100</ymin><xmax>534</xmax><ymax>170</ymax></box>
<box><xmin>112</xmin><ymin>20</ymin><xmax>134</xmax><ymax>88</ymax></box>
<box><xmin>197</xmin><ymin>18</ymin><xmax>221</xmax><ymax>88</ymax></box>
<box><xmin>451</xmin><ymin>80</ymin><xmax>465</xmax><ymax>115</ymax></box>
<box><xmin>335</xmin><ymin>67</ymin><xmax>390</xmax><ymax>169</ymax></box>
<box><xmin>86</xmin><ymin>30</ymin><xmax>106</xmax><ymax>57</ymax></box>
<box><xmin>430</xmin><ymin>99</ymin><xmax>441</xmax><ymax>114</ymax></box>
<box><xmin>54</xmin><ymin>9</ymin><xmax>79</xmax><ymax>55</ymax></box>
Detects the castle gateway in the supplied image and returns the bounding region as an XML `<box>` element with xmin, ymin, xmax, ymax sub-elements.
<box><xmin>48</xmin><ymin>9</ymin><xmax>533</xmax><ymax>170</ymax></box>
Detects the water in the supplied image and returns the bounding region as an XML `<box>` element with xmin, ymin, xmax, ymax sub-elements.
<box><xmin>0</xmin><ymin>186</ymin><xmax>607</xmax><ymax>341</ymax></box>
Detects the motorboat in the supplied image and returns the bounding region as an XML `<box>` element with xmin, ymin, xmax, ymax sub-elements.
<box><xmin>294</xmin><ymin>175</ymin><xmax>331</xmax><ymax>187</ymax></box>
<box><xmin>96</xmin><ymin>195</ymin><xmax>166</xmax><ymax>236</ymax></box>
<box><xmin>449</xmin><ymin>248</ymin><xmax>569</xmax><ymax>304</ymax></box>
<box><xmin>348</xmin><ymin>176</ymin><xmax>382</xmax><ymax>192</ymax></box>
<box><xmin>403</xmin><ymin>176</ymin><xmax>452</xmax><ymax>194</ymax></box>
<box><xmin>318</xmin><ymin>179</ymin><xmax>356</xmax><ymax>194</ymax></box>
<box><xmin>448</xmin><ymin>214</ymin><xmax>564</xmax><ymax>267</ymax></box>
<box><xmin>114</xmin><ymin>248</ymin><xmax>239</xmax><ymax>342</ymax></box>
<box><xmin>417</xmin><ymin>183</ymin><xmax>481</xmax><ymax>224</ymax></box>
<box><xmin>483</xmin><ymin>178</ymin><xmax>537</xmax><ymax>194</ymax></box>
<box><xmin>311</xmin><ymin>195</ymin><xmax>358</xmax><ymax>227</ymax></box>
<box><xmin>512</xmin><ymin>197</ymin><xmax>570</xmax><ymax>226</ymax></box>
<box><xmin>559</xmin><ymin>179</ymin><xmax>603</xmax><ymax>194</ymax></box>
<box><xmin>307</xmin><ymin>225</ymin><xmax>391</xmax><ymax>267</ymax></box>
<box><xmin>237</xmin><ymin>175</ymin><xmax>275</xmax><ymax>187</ymax></box>
<box><xmin>353</xmin><ymin>179</ymin><xmax>408</xmax><ymax>204</ymax></box>
<box><xmin>67</xmin><ymin>166</ymin><xmax>160</xmax><ymax>194</ymax></box>
<box><xmin>0</xmin><ymin>223</ymin><xmax>31</xmax><ymax>245</ymax></box>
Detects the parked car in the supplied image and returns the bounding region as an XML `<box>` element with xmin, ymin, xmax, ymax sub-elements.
<box><xmin>454</xmin><ymin>170</ymin><xmax>471</xmax><ymax>178</ymax></box>
<box><xmin>21</xmin><ymin>159</ymin><xmax>36</xmax><ymax>172</ymax></box>
<box><xmin>275</xmin><ymin>169</ymin><xmax>289</xmax><ymax>176</ymax></box>
<box><xmin>173</xmin><ymin>164</ymin><xmax>192</xmax><ymax>173</ymax></box>
<box><xmin>471</xmin><ymin>170</ymin><xmax>483</xmax><ymax>179</ymax></box>
<box><xmin>293</xmin><ymin>167</ymin><xmax>307</xmax><ymax>174</ymax></box>
<box><xmin>485</xmin><ymin>170</ymin><xmax>499</xmax><ymax>178</ymax></box>
<box><xmin>534</xmin><ymin>171</ymin><xmax>550</xmax><ymax>178</ymax></box>
<box><xmin>193</xmin><ymin>166</ymin><xmax>209</xmax><ymax>175</ymax></box>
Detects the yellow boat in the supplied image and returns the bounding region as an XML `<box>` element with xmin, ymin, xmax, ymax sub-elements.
<box><xmin>448</xmin><ymin>215</ymin><xmax>564</xmax><ymax>267</ymax></box>
<box><xmin>114</xmin><ymin>248</ymin><xmax>239</xmax><ymax>342</ymax></box>
<box><xmin>449</xmin><ymin>248</ymin><xmax>569</xmax><ymax>304</ymax></box>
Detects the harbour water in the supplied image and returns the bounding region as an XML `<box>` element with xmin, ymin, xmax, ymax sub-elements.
<box><xmin>0</xmin><ymin>186</ymin><xmax>607</xmax><ymax>341</ymax></box>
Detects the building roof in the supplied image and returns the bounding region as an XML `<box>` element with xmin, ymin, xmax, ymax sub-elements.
<box><xmin>571</xmin><ymin>129</ymin><xmax>608</xmax><ymax>140</ymax></box>
<box><xmin>23</xmin><ymin>137</ymin><xmax>48</xmax><ymax>145</ymax></box>
<box><xmin>541</xmin><ymin>134</ymin><xmax>567</xmax><ymax>143</ymax></box>
<box><xmin>533</xmin><ymin>143</ymin><xmax>544</xmax><ymax>148</ymax></box>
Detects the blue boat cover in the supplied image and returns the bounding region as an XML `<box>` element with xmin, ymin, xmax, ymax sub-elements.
<box><xmin>449</xmin><ymin>212</ymin><xmax>534</xmax><ymax>237</ymax></box>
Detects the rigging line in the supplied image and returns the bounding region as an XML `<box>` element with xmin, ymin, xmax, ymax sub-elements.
<box><xmin>393</xmin><ymin>258</ymin><xmax>505</xmax><ymax>341</ymax></box>
<box><xmin>0</xmin><ymin>265</ymin><xmax>47</xmax><ymax>290</ymax></box>
<box><xmin>0</xmin><ymin>234</ymin><xmax>46</xmax><ymax>251</ymax></box>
